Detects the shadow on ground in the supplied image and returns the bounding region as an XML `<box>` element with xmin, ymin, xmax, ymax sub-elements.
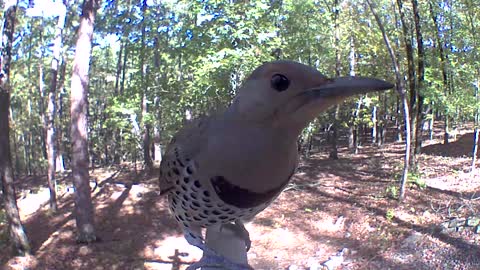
<box><xmin>422</xmin><ymin>133</ymin><xmax>479</xmax><ymax>158</ymax></box>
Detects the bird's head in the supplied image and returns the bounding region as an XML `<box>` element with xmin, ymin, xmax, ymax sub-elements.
<box><xmin>229</xmin><ymin>60</ymin><xmax>394</xmax><ymax>135</ymax></box>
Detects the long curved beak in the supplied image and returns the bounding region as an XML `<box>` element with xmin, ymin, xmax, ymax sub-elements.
<box><xmin>284</xmin><ymin>76</ymin><xmax>394</xmax><ymax>130</ymax></box>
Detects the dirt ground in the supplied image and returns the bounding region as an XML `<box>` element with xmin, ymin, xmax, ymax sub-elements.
<box><xmin>1</xmin><ymin>128</ymin><xmax>480</xmax><ymax>270</ymax></box>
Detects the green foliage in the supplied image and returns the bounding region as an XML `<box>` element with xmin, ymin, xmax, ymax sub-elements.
<box><xmin>408</xmin><ymin>172</ymin><xmax>426</xmax><ymax>189</ymax></box>
<box><xmin>5</xmin><ymin>0</ymin><xmax>480</xmax><ymax>171</ymax></box>
<box><xmin>386</xmin><ymin>185</ymin><xmax>399</xmax><ymax>199</ymax></box>
<box><xmin>386</xmin><ymin>208</ymin><xmax>395</xmax><ymax>221</ymax></box>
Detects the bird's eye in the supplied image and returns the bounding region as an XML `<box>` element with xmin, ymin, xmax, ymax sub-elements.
<box><xmin>271</xmin><ymin>74</ymin><xmax>290</xmax><ymax>92</ymax></box>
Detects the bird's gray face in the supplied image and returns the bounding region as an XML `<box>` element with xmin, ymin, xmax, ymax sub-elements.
<box><xmin>231</xmin><ymin>60</ymin><xmax>393</xmax><ymax>134</ymax></box>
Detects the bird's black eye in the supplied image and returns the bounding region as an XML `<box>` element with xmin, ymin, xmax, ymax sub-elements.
<box><xmin>271</xmin><ymin>74</ymin><xmax>290</xmax><ymax>92</ymax></box>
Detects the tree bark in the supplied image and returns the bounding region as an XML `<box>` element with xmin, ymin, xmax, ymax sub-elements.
<box><xmin>473</xmin><ymin>80</ymin><xmax>479</xmax><ymax>172</ymax></box>
<box><xmin>367</xmin><ymin>0</ymin><xmax>411</xmax><ymax>202</ymax></box>
<box><xmin>429</xmin><ymin>2</ymin><xmax>449</xmax><ymax>145</ymax></box>
<box><xmin>70</xmin><ymin>0</ymin><xmax>101</xmax><ymax>243</ymax></box>
<box><xmin>45</xmin><ymin>3</ymin><xmax>66</xmax><ymax>213</ymax></box>
<box><xmin>140</xmin><ymin>0</ymin><xmax>153</xmax><ymax>170</ymax></box>
<box><xmin>411</xmin><ymin>0</ymin><xmax>425</xmax><ymax>157</ymax></box>
<box><xmin>396</xmin><ymin>0</ymin><xmax>418</xmax><ymax>170</ymax></box>
<box><xmin>0</xmin><ymin>1</ymin><xmax>31</xmax><ymax>255</ymax></box>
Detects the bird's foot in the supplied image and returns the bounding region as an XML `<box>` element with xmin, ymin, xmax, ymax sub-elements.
<box><xmin>221</xmin><ymin>220</ymin><xmax>251</xmax><ymax>251</ymax></box>
<box><xmin>186</xmin><ymin>250</ymin><xmax>253</xmax><ymax>270</ymax></box>
<box><xmin>184</xmin><ymin>229</ymin><xmax>252</xmax><ymax>270</ymax></box>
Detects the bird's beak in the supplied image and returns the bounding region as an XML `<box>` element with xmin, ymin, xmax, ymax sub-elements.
<box><xmin>307</xmin><ymin>76</ymin><xmax>394</xmax><ymax>98</ymax></box>
<box><xmin>284</xmin><ymin>76</ymin><xmax>394</xmax><ymax>128</ymax></box>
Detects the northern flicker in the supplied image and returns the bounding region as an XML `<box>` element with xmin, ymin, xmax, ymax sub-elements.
<box><xmin>159</xmin><ymin>60</ymin><xmax>393</xmax><ymax>269</ymax></box>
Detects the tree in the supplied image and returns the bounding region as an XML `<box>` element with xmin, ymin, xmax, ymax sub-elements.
<box><xmin>0</xmin><ymin>0</ymin><xmax>31</xmax><ymax>255</ymax></box>
<box><xmin>70</xmin><ymin>0</ymin><xmax>101</xmax><ymax>243</ymax></box>
<box><xmin>45</xmin><ymin>1</ymin><xmax>67</xmax><ymax>213</ymax></box>
<box><xmin>367</xmin><ymin>0</ymin><xmax>411</xmax><ymax>202</ymax></box>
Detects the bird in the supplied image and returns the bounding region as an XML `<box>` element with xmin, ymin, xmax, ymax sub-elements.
<box><xmin>159</xmin><ymin>60</ymin><xmax>393</xmax><ymax>269</ymax></box>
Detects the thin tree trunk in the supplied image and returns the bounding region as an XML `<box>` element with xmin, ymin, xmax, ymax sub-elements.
<box><xmin>367</xmin><ymin>0</ymin><xmax>411</xmax><ymax>202</ymax></box>
<box><xmin>411</xmin><ymin>0</ymin><xmax>425</xmax><ymax>156</ymax></box>
<box><xmin>45</xmin><ymin>4</ymin><xmax>66</xmax><ymax>212</ymax></box>
<box><xmin>114</xmin><ymin>42</ymin><xmax>123</xmax><ymax>95</ymax></box>
<box><xmin>56</xmin><ymin>60</ymin><xmax>67</xmax><ymax>172</ymax></box>
<box><xmin>70</xmin><ymin>0</ymin><xmax>101</xmax><ymax>243</ymax></box>
<box><xmin>0</xmin><ymin>1</ymin><xmax>31</xmax><ymax>255</ymax></box>
<box><xmin>120</xmin><ymin>41</ymin><xmax>127</xmax><ymax>95</ymax></box>
<box><xmin>153</xmin><ymin>96</ymin><xmax>162</xmax><ymax>162</ymax></box>
<box><xmin>429</xmin><ymin>2</ymin><xmax>449</xmax><ymax>145</ymax></box>
<box><xmin>140</xmin><ymin>0</ymin><xmax>153</xmax><ymax>170</ymax></box>
<box><xmin>396</xmin><ymin>0</ymin><xmax>418</xmax><ymax>170</ymax></box>
<box><xmin>329</xmin><ymin>0</ymin><xmax>340</xmax><ymax>160</ymax></box>
<box><xmin>473</xmin><ymin>81</ymin><xmax>479</xmax><ymax>172</ymax></box>
<box><xmin>372</xmin><ymin>106</ymin><xmax>377</xmax><ymax>144</ymax></box>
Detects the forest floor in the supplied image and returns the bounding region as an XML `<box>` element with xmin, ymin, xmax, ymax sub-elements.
<box><xmin>1</xmin><ymin>126</ymin><xmax>480</xmax><ymax>270</ymax></box>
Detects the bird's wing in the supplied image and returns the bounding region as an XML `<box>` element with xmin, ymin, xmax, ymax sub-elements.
<box><xmin>159</xmin><ymin>117</ymin><xmax>211</xmax><ymax>194</ymax></box>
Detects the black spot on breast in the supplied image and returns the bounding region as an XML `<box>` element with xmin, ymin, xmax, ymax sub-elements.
<box><xmin>210</xmin><ymin>172</ymin><xmax>293</xmax><ymax>209</ymax></box>
<box><xmin>183</xmin><ymin>177</ymin><xmax>190</xmax><ymax>183</ymax></box>
<box><xmin>212</xmin><ymin>210</ymin><xmax>221</xmax><ymax>215</ymax></box>
<box><xmin>177</xmin><ymin>159</ymin><xmax>185</xmax><ymax>167</ymax></box>
<box><xmin>186</xmin><ymin>166</ymin><xmax>193</xmax><ymax>174</ymax></box>
<box><xmin>172</xmin><ymin>168</ymin><xmax>180</xmax><ymax>175</ymax></box>
<box><xmin>192</xmin><ymin>201</ymin><xmax>200</xmax><ymax>207</ymax></box>
<box><xmin>194</xmin><ymin>180</ymin><xmax>201</xmax><ymax>188</ymax></box>
<box><xmin>203</xmin><ymin>191</ymin><xmax>210</xmax><ymax>197</ymax></box>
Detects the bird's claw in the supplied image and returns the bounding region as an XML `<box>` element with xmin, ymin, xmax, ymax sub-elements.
<box><xmin>221</xmin><ymin>220</ymin><xmax>251</xmax><ymax>251</ymax></box>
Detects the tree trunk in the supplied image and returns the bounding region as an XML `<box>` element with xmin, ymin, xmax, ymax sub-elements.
<box><xmin>70</xmin><ymin>0</ymin><xmax>101</xmax><ymax>243</ymax></box>
<box><xmin>473</xmin><ymin>80</ymin><xmax>479</xmax><ymax>172</ymax></box>
<box><xmin>45</xmin><ymin>3</ymin><xmax>66</xmax><ymax>213</ymax></box>
<box><xmin>367</xmin><ymin>0</ymin><xmax>411</xmax><ymax>202</ymax></box>
<box><xmin>56</xmin><ymin>61</ymin><xmax>67</xmax><ymax>172</ymax></box>
<box><xmin>411</xmin><ymin>0</ymin><xmax>425</xmax><ymax>156</ymax></box>
<box><xmin>140</xmin><ymin>0</ymin><xmax>153</xmax><ymax>170</ymax></box>
<box><xmin>396</xmin><ymin>0</ymin><xmax>418</xmax><ymax>170</ymax></box>
<box><xmin>329</xmin><ymin>0</ymin><xmax>340</xmax><ymax>160</ymax></box>
<box><xmin>114</xmin><ymin>42</ymin><xmax>123</xmax><ymax>95</ymax></box>
<box><xmin>0</xmin><ymin>1</ymin><xmax>31</xmax><ymax>255</ymax></box>
<box><xmin>429</xmin><ymin>2</ymin><xmax>449</xmax><ymax>145</ymax></box>
<box><xmin>372</xmin><ymin>106</ymin><xmax>377</xmax><ymax>144</ymax></box>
